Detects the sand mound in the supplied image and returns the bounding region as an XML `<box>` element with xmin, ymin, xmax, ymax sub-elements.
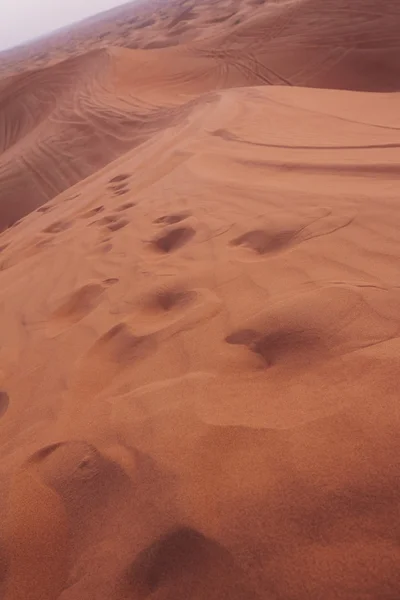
<box><xmin>2</xmin><ymin>0</ymin><xmax>400</xmax><ymax>598</ymax></box>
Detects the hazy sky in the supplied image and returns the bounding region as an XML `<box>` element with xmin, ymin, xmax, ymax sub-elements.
<box><xmin>0</xmin><ymin>0</ymin><xmax>126</xmax><ymax>51</ymax></box>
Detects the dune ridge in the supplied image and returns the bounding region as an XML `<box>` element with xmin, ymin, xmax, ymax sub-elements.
<box><xmin>1</xmin><ymin>0</ymin><xmax>400</xmax><ymax>228</ymax></box>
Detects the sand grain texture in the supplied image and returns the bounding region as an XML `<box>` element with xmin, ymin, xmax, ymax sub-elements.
<box><xmin>1</xmin><ymin>0</ymin><xmax>400</xmax><ymax>598</ymax></box>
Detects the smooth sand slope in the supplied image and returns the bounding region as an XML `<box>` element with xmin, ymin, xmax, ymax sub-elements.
<box><xmin>1</xmin><ymin>0</ymin><xmax>400</xmax><ymax>599</ymax></box>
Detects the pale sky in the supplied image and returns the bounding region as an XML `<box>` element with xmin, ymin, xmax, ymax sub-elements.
<box><xmin>0</xmin><ymin>0</ymin><xmax>126</xmax><ymax>51</ymax></box>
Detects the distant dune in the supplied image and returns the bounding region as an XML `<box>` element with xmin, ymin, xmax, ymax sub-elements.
<box><xmin>1</xmin><ymin>0</ymin><xmax>400</xmax><ymax>229</ymax></box>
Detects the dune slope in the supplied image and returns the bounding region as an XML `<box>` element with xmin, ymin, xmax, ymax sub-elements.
<box><xmin>1</xmin><ymin>1</ymin><xmax>400</xmax><ymax>599</ymax></box>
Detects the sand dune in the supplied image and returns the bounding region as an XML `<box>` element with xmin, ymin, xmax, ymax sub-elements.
<box><xmin>0</xmin><ymin>40</ymin><xmax>266</xmax><ymax>230</ymax></box>
<box><xmin>0</xmin><ymin>49</ymin><xmax>182</xmax><ymax>229</ymax></box>
<box><xmin>1</xmin><ymin>0</ymin><xmax>400</xmax><ymax>229</ymax></box>
<box><xmin>1</xmin><ymin>0</ymin><xmax>400</xmax><ymax>598</ymax></box>
<box><xmin>218</xmin><ymin>0</ymin><xmax>400</xmax><ymax>90</ymax></box>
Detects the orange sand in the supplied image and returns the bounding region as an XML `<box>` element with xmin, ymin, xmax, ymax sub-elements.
<box><xmin>1</xmin><ymin>1</ymin><xmax>400</xmax><ymax>598</ymax></box>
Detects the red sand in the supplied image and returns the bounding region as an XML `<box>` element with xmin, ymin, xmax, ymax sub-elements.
<box><xmin>1</xmin><ymin>1</ymin><xmax>400</xmax><ymax>598</ymax></box>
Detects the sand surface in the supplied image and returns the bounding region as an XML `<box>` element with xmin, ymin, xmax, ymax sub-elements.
<box><xmin>1</xmin><ymin>1</ymin><xmax>400</xmax><ymax>598</ymax></box>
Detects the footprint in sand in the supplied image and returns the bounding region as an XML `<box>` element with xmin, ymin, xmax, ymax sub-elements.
<box><xmin>80</xmin><ymin>205</ymin><xmax>104</xmax><ymax>219</ymax></box>
<box><xmin>151</xmin><ymin>226</ymin><xmax>195</xmax><ymax>253</ymax></box>
<box><xmin>5</xmin><ymin>440</ymin><xmax>133</xmax><ymax>600</ymax></box>
<box><xmin>133</xmin><ymin>284</ymin><xmax>221</xmax><ymax>339</ymax></box>
<box><xmin>107</xmin><ymin>217</ymin><xmax>129</xmax><ymax>232</ymax></box>
<box><xmin>108</xmin><ymin>174</ymin><xmax>130</xmax><ymax>184</ymax></box>
<box><xmin>107</xmin><ymin>174</ymin><xmax>132</xmax><ymax>197</ymax></box>
<box><xmin>103</xmin><ymin>277</ymin><xmax>119</xmax><ymax>286</ymax></box>
<box><xmin>93</xmin><ymin>215</ymin><xmax>119</xmax><ymax>226</ymax></box>
<box><xmin>30</xmin><ymin>440</ymin><xmax>131</xmax><ymax>522</ymax></box>
<box><xmin>122</xmin><ymin>526</ymin><xmax>259</xmax><ymax>600</ymax></box>
<box><xmin>43</xmin><ymin>219</ymin><xmax>72</xmax><ymax>234</ymax></box>
<box><xmin>108</xmin><ymin>183</ymin><xmax>130</xmax><ymax>196</ymax></box>
<box><xmin>64</xmin><ymin>193</ymin><xmax>80</xmax><ymax>202</ymax></box>
<box><xmin>154</xmin><ymin>212</ymin><xmax>190</xmax><ymax>225</ymax></box>
<box><xmin>225</xmin><ymin>327</ymin><xmax>323</xmax><ymax>367</ymax></box>
<box><xmin>143</xmin><ymin>285</ymin><xmax>197</xmax><ymax>313</ymax></box>
<box><xmin>90</xmin><ymin>214</ymin><xmax>129</xmax><ymax>232</ymax></box>
<box><xmin>225</xmin><ymin>284</ymin><xmax>400</xmax><ymax>368</ymax></box>
<box><xmin>93</xmin><ymin>323</ymin><xmax>156</xmax><ymax>364</ymax></box>
<box><xmin>95</xmin><ymin>241</ymin><xmax>113</xmax><ymax>254</ymax></box>
<box><xmin>0</xmin><ymin>390</ymin><xmax>9</xmax><ymax>418</ymax></box>
<box><xmin>72</xmin><ymin>323</ymin><xmax>157</xmax><ymax>393</ymax></box>
<box><xmin>111</xmin><ymin>183</ymin><xmax>129</xmax><ymax>193</ymax></box>
<box><xmin>230</xmin><ymin>229</ymin><xmax>295</xmax><ymax>255</ymax></box>
<box><xmin>116</xmin><ymin>202</ymin><xmax>135</xmax><ymax>212</ymax></box>
<box><xmin>36</xmin><ymin>205</ymin><xmax>53</xmax><ymax>214</ymax></box>
<box><xmin>52</xmin><ymin>283</ymin><xmax>104</xmax><ymax>325</ymax></box>
<box><xmin>229</xmin><ymin>212</ymin><xmax>354</xmax><ymax>258</ymax></box>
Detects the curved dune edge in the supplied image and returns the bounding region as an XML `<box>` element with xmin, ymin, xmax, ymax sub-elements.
<box><xmin>1</xmin><ymin>0</ymin><xmax>400</xmax><ymax>229</ymax></box>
